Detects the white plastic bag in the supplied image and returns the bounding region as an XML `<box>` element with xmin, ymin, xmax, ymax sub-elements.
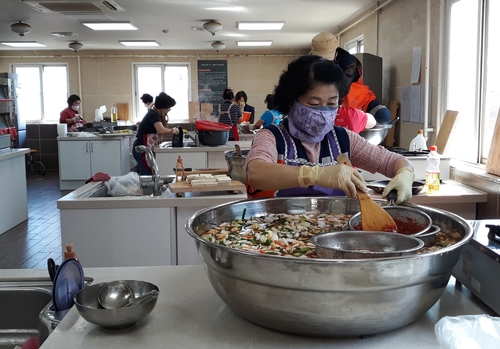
<box><xmin>105</xmin><ymin>172</ymin><xmax>143</xmax><ymax>197</ymax></box>
<box><xmin>435</xmin><ymin>315</ymin><xmax>500</xmax><ymax>349</ymax></box>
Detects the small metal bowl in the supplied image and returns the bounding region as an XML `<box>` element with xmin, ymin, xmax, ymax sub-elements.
<box><xmin>310</xmin><ymin>231</ymin><xmax>424</xmax><ymax>259</ymax></box>
<box><xmin>73</xmin><ymin>280</ymin><xmax>159</xmax><ymax>330</ymax></box>
<box><xmin>416</xmin><ymin>224</ymin><xmax>441</xmax><ymax>247</ymax></box>
<box><xmin>367</xmin><ymin>180</ymin><xmax>425</xmax><ymax>195</ymax></box>
<box><xmin>348</xmin><ymin>206</ymin><xmax>432</xmax><ymax>236</ymax></box>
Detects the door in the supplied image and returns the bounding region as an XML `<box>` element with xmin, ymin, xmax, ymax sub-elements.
<box><xmin>59</xmin><ymin>140</ymin><xmax>91</xmax><ymax>180</ymax></box>
<box><xmin>90</xmin><ymin>140</ymin><xmax>122</xmax><ymax>175</ymax></box>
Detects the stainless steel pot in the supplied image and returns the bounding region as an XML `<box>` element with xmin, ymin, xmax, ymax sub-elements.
<box><xmin>185</xmin><ymin>197</ymin><xmax>472</xmax><ymax>337</ymax></box>
<box><xmin>197</xmin><ymin>129</ymin><xmax>229</xmax><ymax>146</ymax></box>
<box><xmin>359</xmin><ymin>117</ymin><xmax>399</xmax><ymax>145</ymax></box>
<box><xmin>222</xmin><ymin>149</ymin><xmax>250</xmax><ymax>182</ymax></box>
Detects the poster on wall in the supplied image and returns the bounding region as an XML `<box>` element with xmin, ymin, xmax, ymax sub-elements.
<box><xmin>197</xmin><ymin>60</ymin><xmax>227</xmax><ymax>104</ymax></box>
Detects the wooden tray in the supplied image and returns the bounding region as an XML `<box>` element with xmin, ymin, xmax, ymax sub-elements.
<box><xmin>168</xmin><ymin>180</ymin><xmax>245</xmax><ymax>197</ymax></box>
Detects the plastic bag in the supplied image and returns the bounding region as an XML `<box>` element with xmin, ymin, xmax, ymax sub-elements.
<box><xmin>435</xmin><ymin>315</ymin><xmax>500</xmax><ymax>349</ymax></box>
<box><xmin>104</xmin><ymin>172</ymin><xmax>143</xmax><ymax>197</ymax></box>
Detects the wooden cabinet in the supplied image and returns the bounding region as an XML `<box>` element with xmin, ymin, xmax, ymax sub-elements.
<box><xmin>58</xmin><ymin>137</ymin><xmax>131</xmax><ymax>190</ymax></box>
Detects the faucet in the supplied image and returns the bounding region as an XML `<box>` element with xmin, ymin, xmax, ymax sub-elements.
<box><xmin>134</xmin><ymin>145</ymin><xmax>163</xmax><ymax>196</ymax></box>
<box><xmin>185</xmin><ymin>132</ymin><xmax>200</xmax><ymax>147</ymax></box>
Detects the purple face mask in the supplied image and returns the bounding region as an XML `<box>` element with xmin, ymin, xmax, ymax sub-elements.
<box><xmin>287</xmin><ymin>101</ymin><xmax>338</xmax><ymax>143</ymax></box>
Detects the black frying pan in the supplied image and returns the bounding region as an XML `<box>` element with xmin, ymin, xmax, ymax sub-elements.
<box><xmin>367</xmin><ymin>180</ymin><xmax>425</xmax><ymax>195</ymax></box>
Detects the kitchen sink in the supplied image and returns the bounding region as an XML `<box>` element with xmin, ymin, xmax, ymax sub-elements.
<box><xmin>87</xmin><ymin>183</ymin><xmax>169</xmax><ymax>197</ymax></box>
<box><xmin>0</xmin><ymin>280</ymin><xmax>53</xmax><ymax>349</ymax></box>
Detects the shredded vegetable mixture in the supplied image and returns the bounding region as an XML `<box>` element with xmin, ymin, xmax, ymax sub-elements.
<box><xmin>200</xmin><ymin>213</ymin><xmax>352</xmax><ymax>258</ymax></box>
<box><xmin>200</xmin><ymin>212</ymin><xmax>462</xmax><ymax>258</ymax></box>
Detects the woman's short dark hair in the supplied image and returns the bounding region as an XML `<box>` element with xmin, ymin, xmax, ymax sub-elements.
<box><xmin>273</xmin><ymin>55</ymin><xmax>349</xmax><ymax>115</ymax></box>
<box><xmin>154</xmin><ymin>92</ymin><xmax>176</xmax><ymax>109</ymax></box>
<box><xmin>235</xmin><ymin>91</ymin><xmax>247</xmax><ymax>103</ymax></box>
<box><xmin>67</xmin><ymin>94</ymin><xmax>81</xmax><ymax>107</ymax></box>
<box><xmin>223</xmin><ymin>88</ymin><xmax>234</xmax><ymax>100</ymax></box>
<box><xmin>264</xmin><ymin>94</ymin><xmax>274</xmax><ymax>110</ymax></box>
<box><xmin>140</xmin><ymin>93</ymin><xmax>153</xmax><ymax>104</ymax></box>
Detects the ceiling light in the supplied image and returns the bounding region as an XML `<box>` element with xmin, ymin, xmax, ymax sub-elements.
<box><xmin>119</xmin><ymin>41</ymin><xmax>160</xmax><ymax>47</ymax></box>
<box><xmin>1</xmin><ymin>42</ymin><xmax>46</xmax><ymax>48</ymax></box>
<box><xmin>206</xmin><ymin>7</ymin><xmax>244</xmax><ymax>12</ymax></box>
<box><xmin>237</xmin><ymin>22</ymin><xmax>285</xmax><ymax>30</ymax></box>
<box><xmin>68</xmin><ymin>41</ymin><xmax>84</xmax><ymax>52</ymax></box>
<box><xmin>211</xmin><ymin>41</ymin><xmax>225</xmax><ymax>52</ymax></box>
<box><xmin>82</xmin><ymin>22</ymin><xmax>137</xmax><ymax>30</ymax></box>
<box><xmin>237</xmin><ymin>41</ymin><xmax>273</xmax><ymax>47</ymax></box>
<box><xmin>203</xmin><ymin>21</ymin><xmax>222</xmax><ymax>35</ymax></box>
<box><xmin>52</xmin><ymin>32</ymin><xmax>78</xmax><ymax>37</ymax></box>
<box><xmin>10</xmin><ymin>21</ymin><xmax>31</xmax><ymax>37</ymax></box>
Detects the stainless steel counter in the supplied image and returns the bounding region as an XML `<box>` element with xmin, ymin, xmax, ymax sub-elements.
<box><xmin>30</xmin><ymin>266</ymin><xmax>496</xmax><ymax>349</ymax></box>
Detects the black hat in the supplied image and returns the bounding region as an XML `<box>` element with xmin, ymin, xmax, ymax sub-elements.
<box><xmin>140</xmin><ymin>93</ymin><xmax>153</xmax><ymax>104</ymax></box>
<box><xmin>154</xmin><ymin>92</ymin><xmax>176</xmax><ymax>109</ymax></box>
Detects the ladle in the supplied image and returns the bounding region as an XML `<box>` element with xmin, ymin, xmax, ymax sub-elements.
<box><xmin>98</xmin><ymin>281</ymin><xmax>134</xmax><ymax>309</ymax></box>
<box><xmin>337</xmin><ymin>153</ymin><xmax>397</xmax><ymax>232</ymax></box>
<box><xmin>123</xmin><ymin>289</ymin><xmax>159</xmax><ymax>308</ymax></box>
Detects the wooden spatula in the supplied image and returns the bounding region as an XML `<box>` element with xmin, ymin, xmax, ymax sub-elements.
<box><xmin>337</xmin><ymin>153</ymin><xmax>397</xmax><ymax>232</ymax></box>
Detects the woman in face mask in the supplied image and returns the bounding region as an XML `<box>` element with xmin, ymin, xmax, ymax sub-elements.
<box><xmin>245</xmin><ymin>55</ymin><xmax>415</xmax><ymax>204</ymax></box>
<box><xmin>60</xmin><ymin>94</ymin><xmax>85</xmax><ymax>132</ymax></box>
<box><xmin>235</xmin><ymin>90</ymin><xmax>255</xmax><ymax>124</ymax></box>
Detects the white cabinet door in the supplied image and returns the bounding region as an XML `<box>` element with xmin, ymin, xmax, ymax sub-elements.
<box><xmin>207</xmin><ymin>151</ymin><xmax>228</xmax><ymax>168</ymax></box>
<box><xmin>59</xmin><ymin>141</ymin><xmax>91</xmax><ymax>180</ymax></box>
<box><xmin>90</xmin><ymin>140</ymin><xmax>122</xmax><ymax>175</ymax></box>
<box><xmin>176</xmin><ymin>206</ymin><xmax>204</xmax><ymax>266</ymax></box>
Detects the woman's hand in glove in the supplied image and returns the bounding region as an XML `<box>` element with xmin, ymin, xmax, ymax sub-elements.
<box><xmin>172</xmin><ymin>127</ymin><xmax>180</xmax><ymax>135</ymax></box>
<box><xmin>298</xmin><ymin>165</ymin><xmax>367</xmax><ymax>198</ymax></box>
<box><xmin>382</xmin><ymin>167</ymin><xmax>415</xmax><ymax>204</ymax></box>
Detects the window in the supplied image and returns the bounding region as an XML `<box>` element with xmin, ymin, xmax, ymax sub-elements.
<box><xmin>133</xmin><ymin>63</ymin><xmax>190</xmax><ymax>123</ymax></box>
<box><xmin>445</xmin><ymin>0</ymin><xmax>500</xmax><ymax>163</ymax></box>
<box><xmin>345</xmin><ymin>36</ymin><xmax>364</xmax><ymax>54</ymax></box>
<box><xmin>12</xmin><ymin>64</ymin><xmax>68</xmax><ymax>123</ymax></box>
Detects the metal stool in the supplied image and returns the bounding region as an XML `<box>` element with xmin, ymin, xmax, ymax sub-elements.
<box><xmin>27</xmin><ymin>149</ymin><xmax>46</xmax><ymax>175</ymax></box>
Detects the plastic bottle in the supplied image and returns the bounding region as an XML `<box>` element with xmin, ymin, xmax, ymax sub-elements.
<box><xmin>426</xmin><ymin>145</ymin><xmax>440</xmax><ymax>193</ymax></box>
<box><xmin>111</xmin><ymin>104</ymin><xmax>118</xmax><ymax>122</ymax></box>
<box><xmin>409</xmin><ymin>129</ymin><xmax>428</xmax><ymax>151</ymax></box>
<box><xmin>64</xmin><ymin>243</ymin><xmax>80</xmax><ymax>263</ymax></box>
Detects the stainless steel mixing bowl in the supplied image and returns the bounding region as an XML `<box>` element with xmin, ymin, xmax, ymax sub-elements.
<box><xmin>185</xmin><ymin>197</ymin><xmax>472</xmax><ymax>337</ymax></box>
<box><xmin>74</xmin><ymin>280</ymin><xmax>159</xmax><ymax>329</ymax></box>
<box><xmin>222</xmin><ymin>149</ymin><xmax>250</xmax><ymax>183</ymax></box>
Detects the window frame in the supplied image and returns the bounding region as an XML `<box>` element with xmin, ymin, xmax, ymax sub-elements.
<box><xmin>344</xmin><ymin>35</ymin><xmax>364</xmax><ymax>54</ymax></box>
<box><xmin>10</xmin><ymin>63</ymin><xmax>69</xmax><ymax>123</ymax></box>
<box><xmin>443</xmin><ymin>0</ymin><xmax>497</xmax><ymax>164</ymax></box>
<box><xmin>132</xmin><ymin>62</ymin><xmax>192</xmax><ymax>123</ymax></box>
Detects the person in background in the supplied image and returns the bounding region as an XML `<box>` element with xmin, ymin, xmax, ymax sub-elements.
<box><xmin>254</xmin><ymin>94</ymin><xmax>283</xmax><ymax>128</ymax></box>
<box><xmin>140</xmin><ymin>93</ymin><xmax>154</xmax><ymax>109</ymax></box>
<box><xmin>310</xmin><ymin>32</ymin><xmax>391</xmax><ymax>124</ymax></box>
<box><xmin>132</xmin><ymin>92</ymin><xmax>179</xmax><ymax>175</ymax></box>
<box><xmin>60</xmin><ymin>94</ymin><xmax>85</xmax><ymax>132</ymax></box>
<box><xmin>235</xmin><ymin>90</ymin><xmax>255</xmax><ymax>124</ymax></box>
<box><xmin>216</xmin><ymin>88</ymin><xmax>241</xmax><ymax>141</ymax></box>
<box><xmin>335</xmin><ymin>107</ymin><xmax>376</xmax><ymax>134</ymax></box>
<box><xmin>245</xmin><ymin>55</ymin><xmax>415</xmax><ymax>205</ymax></box>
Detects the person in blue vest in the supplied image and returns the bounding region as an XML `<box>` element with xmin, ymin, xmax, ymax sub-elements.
<box><xmin>245</xmin><ymin>55</ymin><xmax>415</xmax><ymax>204</ymax></box>
<box><xmin>254</xmin><ymin>94</ymin><xmax>283</xmax><ymax>128</ymax></box>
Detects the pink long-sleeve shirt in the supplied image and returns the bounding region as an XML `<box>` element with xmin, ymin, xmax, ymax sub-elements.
<box><xmin>245</xmin><ymin>128</ymin><xmax>405</xmax><ymax>178</ymax></box>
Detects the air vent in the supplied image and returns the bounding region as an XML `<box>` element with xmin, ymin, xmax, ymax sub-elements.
<box><xmin>20</xmin><ymin>0</ymin><xmax>125</xmax><ymax>13</ymax></box>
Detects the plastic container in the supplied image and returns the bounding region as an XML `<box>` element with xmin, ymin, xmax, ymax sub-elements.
<box><xmin>426</xmin><ymin>145</ymin><xmax>440</xmax><ymax>193</ymax></box>
<box><xmin>409</xmin><ymin>129</ymin><xmax>428</xmax><ymax>151</ymax></box>
<box><xmin>64</xmin><ymin>243</ymin><xmax>79</xmax><ymax>263</ymax></box>
<box><xmin>111</xmin><ymin>104</ymin><xmax>118</xmax><ymax>122</ymax></box>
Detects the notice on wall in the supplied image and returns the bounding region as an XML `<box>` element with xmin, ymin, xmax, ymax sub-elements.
<box><xmin>401</xmin><ymin>85</ymin><xmax>432</xmax><ymax>124</ymax></box>
<box><xmin>198</xmin><ymin>60</ymin><xmax>227</xmax><ymax>104</ymax></box>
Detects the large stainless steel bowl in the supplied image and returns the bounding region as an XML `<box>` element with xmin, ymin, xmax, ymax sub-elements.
<box><xmin>222</xmin><ymin>149</ymin><xmax>250</xmax><ymax>183</ymax></box>
<box><xmin>185</xmin><ymin>197</ymin><xmax>472</xmax><ymax>337</ymax></box>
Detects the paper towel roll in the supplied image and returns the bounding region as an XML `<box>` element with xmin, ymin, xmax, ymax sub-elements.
<box><xmin>57</xmin><ymin>123</ymin><xmax>67</xmax><ymax>137</ymax></box>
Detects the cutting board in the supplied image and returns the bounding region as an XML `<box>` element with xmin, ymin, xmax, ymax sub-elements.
<box><xmin>435</xmin><ymin>110</ymin><xmax>458</xmax><ymax>155</ymax></box>
<box><xmin>116</xmin><ymin>103</ymin><xmax>129</xmax><ymax>121</ymax></box>
<box><xmin>485</xmin><ymin>107</ymin><xmax>500</xmax><ymax>176</ymax></box>
<box><xmin>174</xmin><ymin>168</ymin><xmax>229</xmax><ymax>180</ymax></box>
<box><xmin>168</xmin><ymin>180</ymin><xmax>245</xmax><ymax>197</ymax></box>
<box><xmin>384</xmin><ymin>100</ymin><xmax>399</xmax><ymax>147</ymax></box>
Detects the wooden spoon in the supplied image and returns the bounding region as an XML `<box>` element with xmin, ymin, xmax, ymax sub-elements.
<box><xmin>337</xmin><ymin>153</ymin><xmax>397</xmax><ymax>232</ymax></box>
<box><xmin>235</xmin><ymin>144</ymin><xmax>243</xmax><ymax>157</ymax></box>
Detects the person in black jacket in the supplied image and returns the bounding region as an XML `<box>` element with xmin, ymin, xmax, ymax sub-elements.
<box><xmin>235</xmin><ymin>90</ymin><xmax>255</xmax><ymax>124</ymax></box>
